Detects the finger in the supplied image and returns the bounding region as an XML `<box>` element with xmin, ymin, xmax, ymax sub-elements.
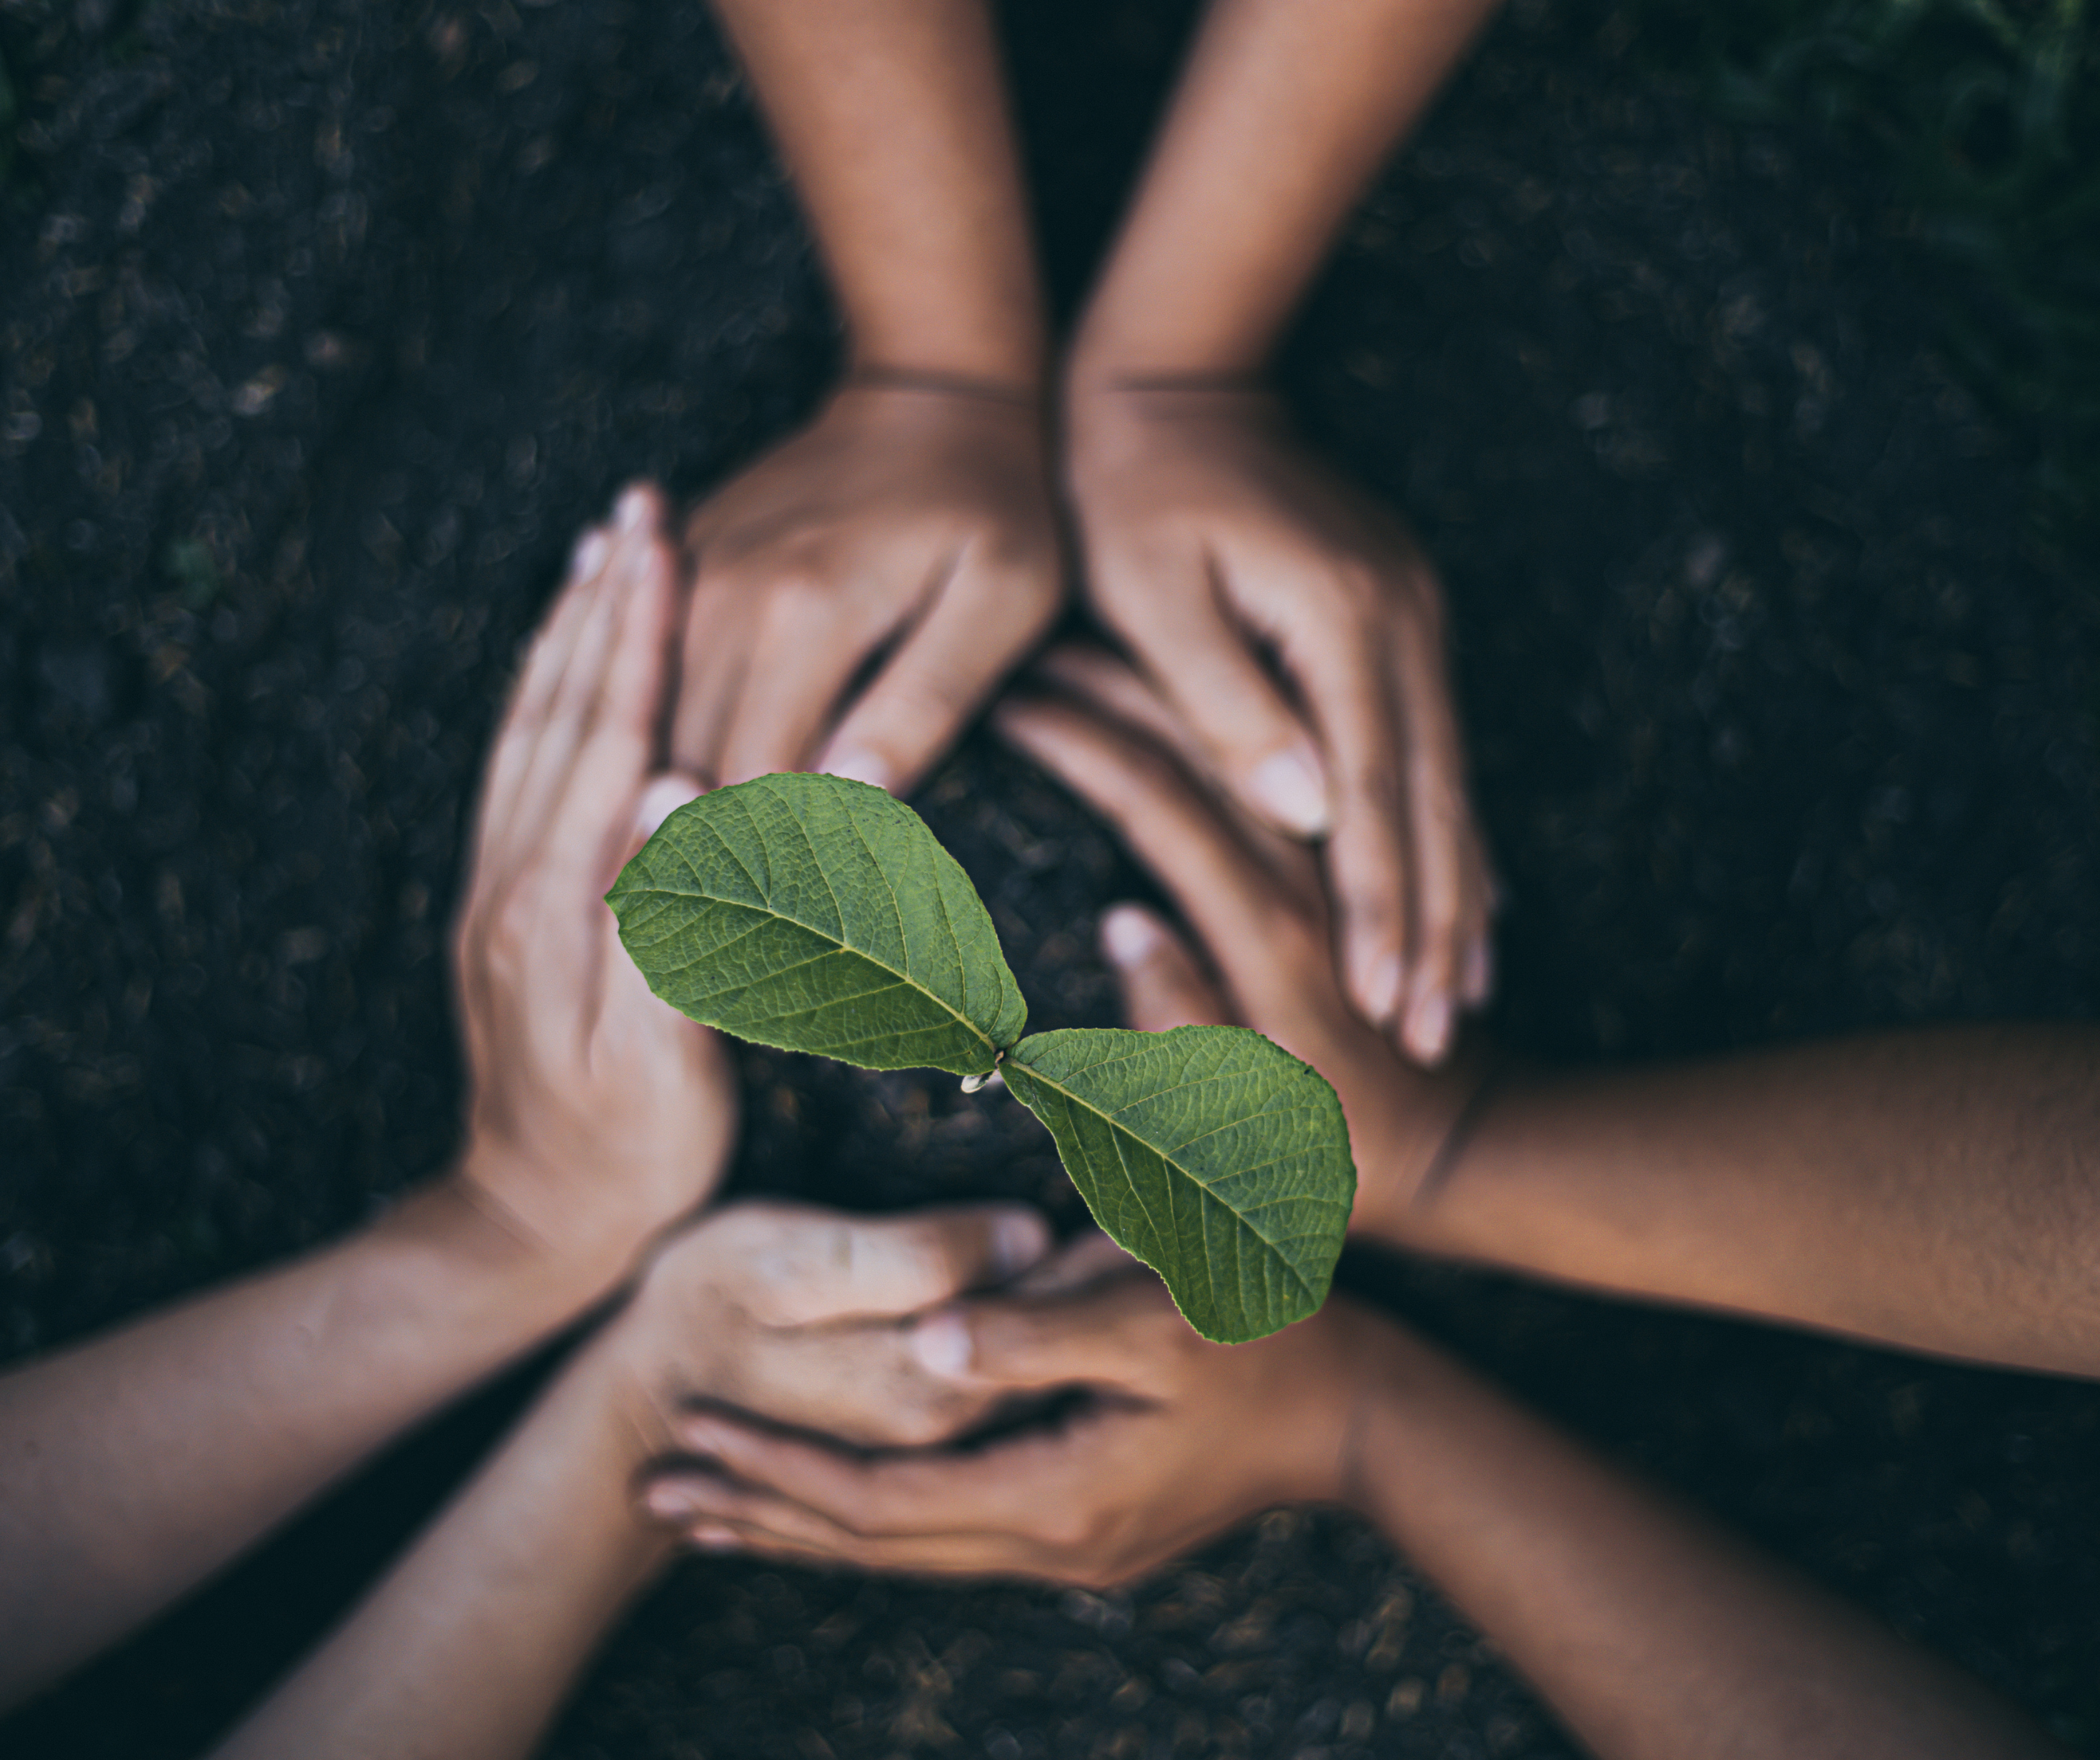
<box><xmin>670</xmin><ymin>565</ymin><xmax>756</xmax><ymax>784</ymax></box>
<box><xmin>541</xmin><ymin>487</ymin><xmax>680</xmax><ymax>887</ymax></box>
<box><xmin>1246</xmin><ymin>563</ymin><xmax>1416</xmax><ymax>1032</ymax></box>
<box><xmin>714</xmin><ymin>554</ymin><xmax>933</xmax><ymax>787</ymax></box>
<box><xmin>816</xmin><ymin>547</ymin><xmax>1060</xmax><ymax>796</ymax></box>
<box><xmin>1091</xmin><ymin>549</ymin><xmax>1332</xmax><ymax>838</ymax></box>
<box><xmin>992</xmin><ymin>695</ymin><xmax>1321</xmax><ymax>1023</ymax></box>
<box><xmin>471</xmin><ymin>519</ymin><xmax>616</xmax><ymax>872</ymax></box>
<box><xmin>1389</xmin><ymin>614</ymin><xmax>1479</xmax><ymax>1063</ymax></box>
<box><xmin>504</xmin><ymin>487</ymin><xmax>657</xmax><ymax>853</ymax></box>
<box><xmin>907</xmin><ymin>1270</ymin><xmax>1178</xmax><ymax>1396</ymax></box>
<box><xmin>643</xmin><ymin>1474</ymin><xmax>1024</xmax><ymax>1577</ymax></box>
<box><xmin>600</xmin><ymin>770</ymin><xmax>712</xmax><ymax>1025</ymax></box>
<box><xmin>1097</xmin><ymin>904</ymin><xmax>1233</xmax><ymax>1032</ymax></box>
<box><xmin>663</xmin><ymin>1407</ymin><xmax>1099</xmax><ymax>1540</ymax></box>
<box><xmin>720</xmin><ymin>1201</ymin><xmax>1052</xmax><ymax>1327</ymax></box>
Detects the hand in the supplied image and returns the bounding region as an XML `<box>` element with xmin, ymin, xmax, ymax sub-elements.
<box><xmin>452</xmin><ymin>485</ymin><xmax>734</xmax><ymax>1289</ymax></box>
<box><xmin>638</xmin><ymin>1237</ymin><xmax>1379</xmax><ymax>1586</ymax></box>
<box><xmin>671</xmin><ymin>379</ymin><xmax>1064</xmax><ymax>796</ymax></box>
<box><xmin>1063</xmin><ymin>381</ymin><xmax>1494</xmax><ymax>1063</ymax></box>
<box><xmin>604</xmin><ymin>1199</ymin><xmax>1054</xmax><ymax>1452</ymax></box>
<box><xmin>993</xmin><ymin>652</ymin><xmax>1490</xmax><ymax>1243</ymax></box>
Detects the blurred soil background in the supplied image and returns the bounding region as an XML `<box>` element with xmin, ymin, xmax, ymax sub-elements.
<box><xmin>3</xmin><ymin>0</ymin><xmax>2099</xmax><ymax>1756</ymax></box>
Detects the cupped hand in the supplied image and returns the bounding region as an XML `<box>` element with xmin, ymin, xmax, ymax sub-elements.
<box><xmin>672</xmin><ymin>379</ymin><xmax>1064</xmax><ymax>797</ymax></box>
<box><xmin>452</xmin><ymin>485</ymin><xmax>734</xmax><ymax>1289</ymax></box>
<box><xmin>1064</xmin><ymin>382</ymin><xmax>1494</xmax><ymax>1063</ymax></box>
<box><xmin>638</xmin><ymin>1236</ymin><xmax>1378</xmax><ymax>1586</ymax></box>
<box><xmin>604</xmin><ymin>1200</ymin><xmax>1054</xmax><ymax>1453</ymax></box>
<box><xmin>993</xmin><ymin>651</ymin><xmax>1492</xmax><ymax>1244</ymax></box>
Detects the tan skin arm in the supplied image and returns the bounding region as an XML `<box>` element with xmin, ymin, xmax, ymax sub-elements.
<box><xmin>994</xmin><ymin>652</ymin><xmax>2100</xmax><ymax>1379</ymax></box>
<box><xmin>0</xmin><ymin>489</ymin><xmax>730</xmax><ymax>1711</ymax></box>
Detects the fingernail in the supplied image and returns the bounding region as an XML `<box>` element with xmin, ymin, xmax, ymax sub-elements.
<box><xmin>993</xmin><ymin>1210</ymin><xmax>1051</xmax><ymax>1276</ymax></box>
<box><xmin>911</xmin><ymin>1310</ymin><xmax>974</xmax><ymax>1379</ymax></box>
<box><xmin>1099</xmin><ymin>904</ymin><xmax>1162</xmax><ymax>968</ymax></box>
<box><xmin>636</xmin><ymin>772</ymin><xmax>705</xmax><ymax>837</ymax></box>
<box><xmin>1245</xmin><ymin>745</ymin><xmax>1330</xmax><ymax>838</ymax></box>
<box><xmin>616</xmin><ymin>486</ymin><xmax>652</xmax><ymax>534</ymax></box>
<box><xmin>1361</xmin><ymin>953</ymin><xmax>1405</xmax><ymax>1023</ymax></box>
<box><xmin>823</xmin><ymin>750</ymin><xmax>896</xmax><ymax>794</ymax></box>
<box><xmin>1407</xmin><ymin>990</ymin><xmax>1452</xmax><ymax>1063</ymax></box>
<box><xmin>690</xmin><ymin>1526</ymin><xmax>741</xmax><ymax>1552</ymax></box>
<box><xmin>572</xmin><ymin>530</ymin><xmax>609</xmax><ymax>582</ymax></box>
<box><xmin>645</xmin><ymin>1483</ymin><xmax>700</xmax><ymax>1520</ymax></box>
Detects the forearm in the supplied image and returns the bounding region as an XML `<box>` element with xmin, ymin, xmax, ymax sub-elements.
<box><xmin>710</xmin><ymin>0</ymin><xmax>1044</xmax><ymax>388</ymax></box>
<box><xmin>1349</xmin><ymin>1324</ymin><xmax>2065</xmax><ymax>1760</ymax></box>
<box><xmin>212</xmin><ymin>1335</ymin><xmax>672</xmax><ymax>1760</ymax></box>
<box><xmin>1387</xmin><ymin>1025</ymin><xmax>2100</xmax><ymax>1376</ymax></box>
<box><xmin>1071</xmin><ymin>0</ymin><xmax>1504</xmax><ymax>383</ymax></box>
<box><xmin>0</xmin><ymin>1170</ymin><xmax>614</xmax><ymax>1709</ymax></box>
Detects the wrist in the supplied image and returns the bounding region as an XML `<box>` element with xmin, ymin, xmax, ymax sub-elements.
<box><xmin>437</xmin><ymin>1146</ymin><xmax>655</xmax><ymax>1322</ymax></box>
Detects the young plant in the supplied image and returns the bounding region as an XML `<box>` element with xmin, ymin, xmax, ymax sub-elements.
<box><xmin>608</xmin><ymin>772</ymin><xmax>1354</xmax><ymax>1342</ymax></box>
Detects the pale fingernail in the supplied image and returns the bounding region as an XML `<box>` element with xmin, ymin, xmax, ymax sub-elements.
<box><xmin>994</xmin><ymin>1210</ymin><xmax>1051</xmax><ymax>1276</ymax></box>
<box><xmin>645</xmin><ymin>1483</ymin><xmax>700</xmax><ymax>1520</ymax></box>
<box><xmin>572</xmin><ymin>530</ymin><xmax>609</xmax><ymax>582</ymax></box>
<box><xmin>1407</xmin><ymin>990</ymin><xmax>1452</xmax><ymax>1064</ymax></box>
<box><xmin>1099</xmin><ymin>903</ymin><xmax>1162</xmax><ymax>968</ymax></box>
<box><xmin>690</xmin><ymin>1525</ymin><xmax>741</xmax><ymax>1552</ymax></box>
<box><xmin>635</xmin><ymin>773</ymin><xmax>705</xmax><ymax>837</ymax></box>
<box><xmin>1361</xmin><ymin>952</ymin><xmax>1405</xmax><ymax>1023</ymax></box>
<box><xmin>911</xmin><ymin>1310</ymin><xmax>974</xmax><ymax>1379</ymax></box>
<box><xmin>616</xmin><ymin>486</ymin><xmax>652</xmax><ymax>534</ymax></box>
<box><xmin>1245</xmin><ymin>745</ymin><xmax>1331</xmax><ymax>838</ymax></box>
<box><xmin>823</xmin><ymin>749</ymin><xmax>896</xmax><ymax>794</ymax></box>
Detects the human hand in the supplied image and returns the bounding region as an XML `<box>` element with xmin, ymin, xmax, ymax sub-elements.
<box><xmin>452</xmin><ymin>486</ymin><xmax>734</xmax><ymax>1291</ymax></box>
<box><xmin>1063</xmin><ymin>382</ymin><xmax>1493</xmax><ymax>1063</ymax></box>
<box><xmin>992</xmin><ymin>650</ymin><xmax>1490</xmax><ymax>1244</ymax></box>
<box><xmin>638</xmin><ymin>1236</ymin><xmax>1380</xmax><ymax>1586</ymax></box>
<box><xmin>600</xmin><ymin>1200</ymin><xmax>1054</xmax><ymax>1454</ymax></box>
<box><xmin>671</xmin><ymin>379</ymin><xmax>1064</xmax><ymax>796</ymax></box>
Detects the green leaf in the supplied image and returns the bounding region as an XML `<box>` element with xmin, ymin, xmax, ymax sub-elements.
<box><xmin>608</xmin><ymin>772</ymin><xmax>1026</xmax><ymax>1076</ymax></box>
<box><xmin>1003</xmin><ymin>1025</ymin><xmax>1356</xmax><ymax>1343</ymax></box>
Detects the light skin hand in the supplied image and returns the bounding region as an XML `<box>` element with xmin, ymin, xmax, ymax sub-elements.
<box><xmin>455</xmin><ymin>482</ymin><xmax>735</xmax><ymax>1291</ymax></box>
<box><xmin>670</xmin><ymin>382</ymin><xmax>1064</xmax><ymax>797</ymax></box>
<box><xmin>1062</xmin><ymin>387</ymin><xmax>1494</xmax><ymax>1065</ymax></box>
<box><xmin>639</xmin><ymin>1240</ymin><xmax>1373</xmax><ymax>1586</ymax></box>
<box><xmin>992</xmin><ymin>652</ymin><xmax>1487</xmax><ymax>1241</ymax></box>
<box><xmin>210</xmin><ymin>1199</ymin><xmax>1055</xmax><ymax>1760</ymax></box>
<box><xmin>0</xmin><ymin>489</ymin><xmax>737</xmax><ymax>1711</ymax></box>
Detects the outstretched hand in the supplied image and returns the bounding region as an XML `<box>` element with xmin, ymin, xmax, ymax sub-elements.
<box><xmin>671</xmin><ymin>380</ymin><xmax>1064</xmax><ymax>797</ymax></box>
<box><xmin>1064</xmin><ymin>383</ymin><xmax>1494</xmax><ymax>1063</ymax></box>
<box><xmin>453</xmin><ymin>485</ymin><xmax>734</xmax><ymax>1291</ymax></box>
<box><xmin>638</xmin><ymin>1233</ymin><xmax>1377</xmax><ymax>1586</ymax></box>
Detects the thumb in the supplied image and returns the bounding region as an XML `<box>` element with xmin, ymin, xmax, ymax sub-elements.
<box><xmin>910</xmin><ymin>1269</ymin><xmax>1177</xmax><ymax>1396</ymax></box>
<box><xmin>603</xmin><ymin>770</ymin><xmax>709</xmax><ymax>1017</ymax></box>
<box><xmin>1099</xmin><ymin>905</ymin><xmax>1234</xmax><ymax>1031</ymax></box>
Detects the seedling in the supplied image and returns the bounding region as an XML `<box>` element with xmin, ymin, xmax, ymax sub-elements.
<box><xmin>608</xmin><ymin>772</ymin><xmax>1354</xmax><ymax>1343</ymax></box>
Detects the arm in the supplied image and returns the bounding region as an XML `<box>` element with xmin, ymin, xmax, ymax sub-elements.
<box><xmin>0</xmin><ymin>487</ymin><xmax>730</xmax><ymax>1709</ymax></box>
<box><xmin>209</xmin><ymin>1200</ymin><xmax>1051</xmax><ymax>1760</ymax></box>
<box><xmin>1061</xmin><ymin>0</ymin><xmax>1506</xmax><ymax>1065</ymax></box>
<box><xmin>640</xmin><ymin>1259</ymin><xmax>2065</xmax><ymax>1760</ymax></box>
<box><xmin>671</xmin><ymin>0</ymin><xmax>1061</xmax><ymax>799</ymax></box>
<box><xmin>993</xmin><ymin>655</ymin><xmax>2100</xmax><ymax>1378</ymax></box>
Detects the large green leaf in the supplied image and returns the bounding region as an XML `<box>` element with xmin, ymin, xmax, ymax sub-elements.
<box><xmin>608</xmin><ymin>773</ymin><xmax>1025</xmax><ymax>1075</ymax></box>
<box><xmin>1003</xmin><ymin>1025</ymin><xmax>1355</xmax><ymax>1343</ymax></box>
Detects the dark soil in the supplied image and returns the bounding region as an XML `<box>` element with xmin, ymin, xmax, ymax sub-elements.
<box><xmin>3</xmin><ymin>1</ymin><xmax>2098</xmax><ymax>1757</ymax></box>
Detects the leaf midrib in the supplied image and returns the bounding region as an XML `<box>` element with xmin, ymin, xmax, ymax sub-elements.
<box><xmin>1009</xmin><ymin>1050</ymin><xmax>1317</xmax><ymax>1303</ymax></box>
<box><xmin>633</xmin><ymin>871</ymin><xmax>1004</xmax><ymax>1063</ymax></box>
